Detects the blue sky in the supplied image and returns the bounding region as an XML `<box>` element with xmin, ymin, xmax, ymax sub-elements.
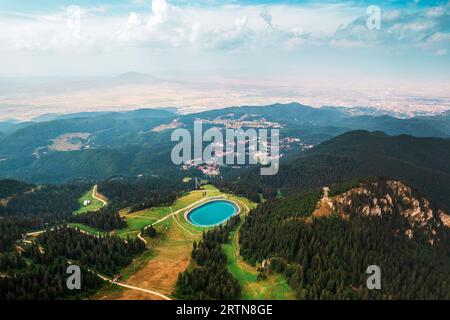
<box><xmin>0</xmin><ymin>0</ymin><xmax>446</xmax><ymax>10</ymax></box>
<box><xmin>0</xmin><ymin>0</ymin><xmax>449</xmax><ymax>83</ymax></box>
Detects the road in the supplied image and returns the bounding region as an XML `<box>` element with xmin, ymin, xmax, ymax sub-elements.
<box><xmin>25</xmin><ymin>225</ymin><xmax>102</xmax><ymax>238</ymax></box>
<box><xmin>24</xmin><ymin>192</ymin><xmax>247</xmax><ymax>301</ymax></box>
<box><xmin>92</xmin><ymin>184</ymin><xmax>107</xmax><ymax>206</ymax></box>
<box><xmin>26</xmin><ymin>228</ymin><xmax>54</xmax><ymax>237</ymax></box>
<box><xmin>96</xmin><ymin>273</ymin><xmax>172</xmax><ymax>300</ymax></box>
<box><xmin>137</xmin><ymin>195</ymin><xmax>226</xmax><ymax>244</ymax></box>
<box><xmin>26</xmin><ymin>185</ymin><xmax>107</xmax><ymax>238</ymax></box>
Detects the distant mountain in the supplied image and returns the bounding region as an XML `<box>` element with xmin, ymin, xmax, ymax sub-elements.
<box><xmin>327</xmin><ymin>106</ymin><xmax>398</xmax><ymax>117</ymax></box>
<box><xmin>0</xmin><ymin>179</ymin><xmax>33</xmax><ymax>199</ymax></box>
<box><xmin>0</xmin><ymin>120</ymin><xmax>33</xmax><ymax>134</ymax></box>
<box><xmin>1</xmin><ymin>103</ymin><xmax>450</xmax><ymax>184</ymax></box>
<box><xmin>0</xmin><ymin>108</ymin><xmax>175</xmax><ymax>153</ymax></box>
<box><xmin>0</xmin><ymin>109</ymin><xmax>178</xmax><ymax>183</ymax></box>
<box><xmin>222</xmin><ymin>130</ymin><xmax>450</xmax><ymax>210</ymax></box>
<box><xmin>335</xmin><ymin>115</ymin><xmax>450</xmax><ymax>137</ymax></box>
<box><xmin>189</xmin><ymin>102</ymin><xmax>347</xmax><ymax>125</ymax></box>
<box><xmin>4</xmin><ymin>144</ymin><xmax>177</xmax><ymax>184</ymax></box>
<box><xmin>442</xmin><ymin>110</ymin><xmax>450</xmax><ymax>117</ymax></box>
<box><xmin>31</xmin><ymin>108</ymin><xmax>176</xmax><ymax>122</ymax></box>
<box><xmin>189</xmin><ymin>102</ymin><xmax>450</xmax><ymax>138</ymax></box>
<box><xmin>31</xmin><ymin>112</ymin><xmax>113</xmax><ymax>122</ymax></box>
<box><xmin>116</xmin><ymin>71</ymin><xmax>159</xmax><ymax>83</ymax></box>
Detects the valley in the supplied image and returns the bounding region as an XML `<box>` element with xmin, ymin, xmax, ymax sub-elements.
<box><xmin>1</xmin><ymin>103</ymin><xmax>450</xmax><ymax>184</ymax></box>
<box><xmin>1</xmin><ymin>103</ymin><xmax>450</xmax><ymax>300</ymax></box>
<box><xmin>2</xmin><ymin>0</ymin><xmax>450</xmax><ymax>305</ymax></box>
<box><xmin>71</xmin><ymin>184</ymin><xmax>272</xmax><ymax>300</ymax></box>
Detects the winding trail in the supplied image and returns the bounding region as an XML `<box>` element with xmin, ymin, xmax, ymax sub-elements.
<box><xmin>26</xmin><ymin>229</ymin><xmax>50</xmax><ymax>237</ymax></box>
<box><xmin>24</xmin><ymin>190</ymin><xmax>248</xmax><ymax>301</ymax></box>
<box><xmin>170</xmin><ymin>207</ymin><xmax>198</xmax><ymax>238</ymax></box>
<box><xmin>137</xmin><ymin>232</ymin><xmax>147</xmax><ymax>245</ymax></box>
<box><xmin>26</xmin><ymin>185</ymin><xmax>107</xmax><ymax>238</ymax></box>
<box><xmin>136</xmin><ymin>195</ymin><xmax>225</xmax><ymax>244</ymax></box>
<box><xmin>96</xmin><ymin>273</ymin><xmax>172</xmax><ymax>300</ymax></box>
<box><xmin>92</xmin><ymin>184</ymin><xmax>107</xmax><ymax>207</ymax></box>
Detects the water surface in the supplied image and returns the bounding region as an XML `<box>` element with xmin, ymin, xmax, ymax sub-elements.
<box><xmin>187</xmin><ymin>200</ymin><xmax>238</xmax><ymax>227</ymax></box>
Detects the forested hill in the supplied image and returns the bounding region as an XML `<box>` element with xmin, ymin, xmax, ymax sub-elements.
<box><xmin>0</xmin><ymin>179</ymin><xmax>33</xmax><ymax>199</ymax></box>
<box><xmin>1</xmin><ymin>103</ymin><xmax>450</xmax><ymax>184</ymax></box>
<box><xmin>238</xmin><ymin>178</ymin><xmax>450</xmax><ymax>299</ymax></box>
<box><xmin>219</xmin><ymin>130</ymin><xmax>450</xmax><ymax>210</ymax></box>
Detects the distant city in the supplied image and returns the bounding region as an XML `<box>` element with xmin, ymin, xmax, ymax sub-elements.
<box><xmin>1</xmin><ymin>73</ymin><xmax>449</xmax><ymax>121</ymax></box>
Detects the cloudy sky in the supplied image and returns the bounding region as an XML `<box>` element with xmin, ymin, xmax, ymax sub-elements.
<box><xmin>0</xmin><ymin>0</ymin><xmax>449</xmax><ymax>119</ymax></box>
<box><xmin>0</xmin><ymin>0</ymin><xmax>448</xmax><ymax>79</ymax></box>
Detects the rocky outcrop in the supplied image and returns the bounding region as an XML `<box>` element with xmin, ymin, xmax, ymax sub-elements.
<box><xmin>332</xmin><ymin>179</ymin><xmax>449</xmax><ymax>244</ymax></box>
<box><xmin>440</xmin><ymin>210</ymin><xmax>450</xmax><ymax>228</ymax></box>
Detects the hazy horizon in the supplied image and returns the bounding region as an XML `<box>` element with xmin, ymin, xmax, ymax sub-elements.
<box><xmin>1</xmin><ymin>71</ymin><xmax>449</xmax><ymax>121</ymax></box>
<box><xmin>1</xmin><ymin>0</ymin><xmax>449</xmax><ymax>120</ymax></box>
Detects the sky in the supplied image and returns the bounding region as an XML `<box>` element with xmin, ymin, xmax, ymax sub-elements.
<box><xmin>0</xmin><ymin>0</ymin><xmax>448</xmax><ymax>79</ymax></box>
<box><xmin>0</xmin><ymin>1</ymin><xmax>449</xmax><ymax>119</ymax></box>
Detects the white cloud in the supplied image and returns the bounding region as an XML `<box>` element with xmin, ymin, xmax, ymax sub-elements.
<box><xmin>66</xmin><ymin>5</ymin><xmax>85</xmax><ymax>39</ymax></box>
<box><xmin>0</xmin><ymin>0</ymin><xmax>361</xmax><ymax>53</ymax></box>
<box><xmin>435</xmin><ymin>49</ymin><xmax>448</xmax><ymax>56</ymax></box>
<box><xmin>0</xmin><ymin>0</ymin><xmax>449</xmax><ymax>78</ymax></box>
<box><xmin>332</xmin><ymin>2</ymin><xmax>450</xmax><ymax>52</ymax></box>
<box><xmin>260</xmin><ymin>9</ymin><xmax>273</xmax><ymax>28</ymax></box>
<box><xmin>1</xmin><ymin>0</ymin><xmax>449</xmax><ymax>54</ymax></box>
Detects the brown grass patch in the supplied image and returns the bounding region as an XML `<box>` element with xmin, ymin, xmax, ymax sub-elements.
<box><xmin>49</xmin><ymin>132</ymin><xmax>90</xmax><ymax>151</ymax></box>
<box><xmin>111</xmin><ymin>219</ymin><xmax>193</xmax><ymax>300</ymax></box>
<box><xmin>111</xmin><ymin>288</ymin><xmax>167</xmax><ymax>300</ymax></box>
<box><xmin>313</xmin><ymin>205</ymin><xmax>334</xmax><ymax>218</ymax></box>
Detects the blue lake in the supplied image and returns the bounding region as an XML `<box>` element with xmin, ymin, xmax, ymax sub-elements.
<box><xmin>187</xmin><ymin>200</ymin><xmax>239</xmax><ymax>227</ymax></box>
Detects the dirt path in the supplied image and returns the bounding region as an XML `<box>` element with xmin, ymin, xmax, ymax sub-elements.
<box><xmin>115</xmin><ymin>217</ymin><xmax>193</xmax><ymax>300</ymax></box>
<box><xmin>111</xmin><ymin>195</ymin><xmax>236</xmax><ymax>300</ymax></box>
<box><xmin>170</xmin><ymin>207</ymin><xmax>199</xmax><ymax>237</ymax></box>
<box><xmin>96</xmin><ymin>273</ymin><xmax>172</xmax><ymax>300</ymax></box>
<box><xmin>112</xmin><ymin>197</ymin><xmax>220</xmax><ymax>300</ymax></box>
<box><xmin>26</xmin><ymin>185</ymin><xmax>107</xmax><ymax>238</ymax></box>
<box><xmin>229</xmin><ymin>200</ymin><xmax>256</xmax><ymax>274</ymax></box>
<box><xmin>92</xmin><ymin>185</ymin><xmax>107</xmax><ymax>206</ymax></box>
<box><xmin>136</xmin><ymin>196</ymin><xmax>223</xmax><ymax>244</ymax></box>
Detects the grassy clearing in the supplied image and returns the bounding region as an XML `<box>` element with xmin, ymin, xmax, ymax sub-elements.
<box><xmin>164</xmin><ymin>185</ymin><xmax>294</xmax><ymax>300</ymax></box>
<box><xmin>100</xmin><ymin>213</ymin><xmax>196</xmax><ymax>299</ymax></box>
<box><xmin>222</xmin><ymin>227</ymin><xmax>296</xmax><ymax>300</ymax></box>
<box><xmin>93</xmin><ymin>185</ymin><xmax>228</xmax><ymax>299</ymax></box>
<box><xmin>172</xmin><ymin>191</ymin><xmax>205</xmax><ymax>210</ymax></box>
<box><xmin>73</xmin><ymin>187</ymin><xmax>104</xmax><ymax>215</ymax></box>
<box><xmin>119</xmin><ymin>249</ymin><xmax>155</xmax><ymax>281</ymax></box>
<box><xmin>172</xmin><ymin>187</ymin><xmax>258</xmax><ymax>235</ymax></box>
<box><xmin>115</xmin><ymin>207</ymin><xmax>171</xmax><ymax>239</ymax></box>
<box><xmin>115</xmin><ymin>191</ymin><xmax>215</xmax><ymax>240</ymax></box>
<box><xmin>75</xmin><ymin>184</ymin><xmax>230</xmax><ymax>240</ymax></box>
<box><xmin>68</xmin><ymin>223</ymin><xmax>107</xmax><ymax>236</ymax></box>
<box><xmin>88</xmin><ymin>184</ymin><xmax>294</xmax><ymax>300</ymax></box>
<box><xmin>89</xmin><ymin>283</ymin><xmax>125</xmax><ymax>300</ymax></box>
<box><xmin>73</xmin><ymin>188</ymin><xmax>205</xmax><ymax>240</ymax></box>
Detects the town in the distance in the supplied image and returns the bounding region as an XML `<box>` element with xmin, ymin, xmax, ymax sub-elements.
<box><xmin>0</xmin><ymin>101</ymin><xmax>450</xmax><ymax>300</ymax></box>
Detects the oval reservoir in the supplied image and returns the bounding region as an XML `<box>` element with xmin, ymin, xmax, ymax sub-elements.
<box><xmin>187</xmin><ymin>200</ymin><xmax>239</xmax><ymax>227</ymax></box>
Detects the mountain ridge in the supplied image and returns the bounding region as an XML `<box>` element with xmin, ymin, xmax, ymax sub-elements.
<box><xmin>238</xmin><ymin>177</ymin><xmax>450</xmax><ymax>299</ymax></box>
<box><xmin>221</xmin><ymin>130</ymin><xmax>450</xmax><ymax>211</ymax></box>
